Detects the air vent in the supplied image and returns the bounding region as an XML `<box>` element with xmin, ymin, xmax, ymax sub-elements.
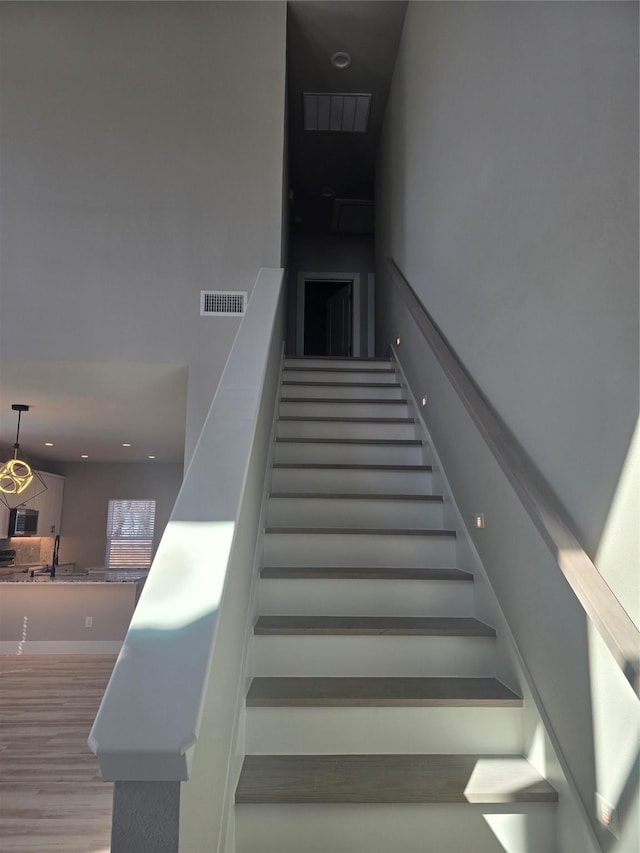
<box><xmin>303</xmin><ymin>93</ymin><xmax>371</xmax><ymax>133</ymax></box>
<box><xmin>200</xmin><ymin>291</ymin><xmax>248</xmax><ymax>316</ymax></box>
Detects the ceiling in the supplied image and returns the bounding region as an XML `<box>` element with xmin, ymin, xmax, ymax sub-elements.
<box><xmin>0</xmin><ymin>1</ymin><xmax>407</xmax><ymax>466</ymax></box>
<box><xmin>287</xmin><ymin>1</ymin><xmax>407</xmax><ymax>233</ymax></box>
<box><xmin>0</xmin><ymin>363</ymin><xmax>188</xmax><ymax>465</ymax></box>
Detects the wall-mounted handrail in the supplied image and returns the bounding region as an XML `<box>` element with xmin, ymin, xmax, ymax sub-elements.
<box><xmin>386</xmin><ymin>257</ymin><xmax>639</xmax><ymax>697</ymax></box>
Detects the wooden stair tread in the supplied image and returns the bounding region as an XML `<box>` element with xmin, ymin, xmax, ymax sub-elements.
<box><xmin>281</xmin><ymin>397</ymin><xmax>408</xmax><ymax>404</ymax></box>
<box><xmin>284</xmin><ymin>366</ymin><xmax>397</xmax><ymax>374</ymax></box>
<box><xmin>264</xmin><ymin>527</ymin><xmax>456</xmax><ymax>538</ymax></box>
<box><xmin>272</xmin><ymin>463</ymin><xmax>433</xmax><ymax>471</ymax></box>
<box><xmin>284</xmin><ymin>356</ymin><xmax>391</xmax><ymax>363</ymax></box>
<box><xmin>246</xmin><ymin>677</ymin><xmax>522</xmax><ymax>707</ymax></box>
<box><xmin>282</xmin><ymin>381</ymin><xmax>403</xmax><ymax>388</ymax></box>
<box><xmin>276</xmin><ymin>437</ymin><xmax>421</xmax><ymax>446</ymax></box>
<box><xmin>254</xmin><ymin>616</ymin><xmax>495</xmax><ymax>637</ymax></box>
<box><xmin>279</xmin><ymin>415</ymin><xmax>415</xmax><ymax>424</ymax></box>
<box><xmin>269</xmin><ymin>493</ymin><xmax>443</xmax><ymax>502</ymax></box>
<box><xmin>235</xmin><ymin>754</ymin><xmax>558</xmax><ymax>804</ymax></box>
<box><xmin>260</xmin><ymin>566</ymin><xmax>472</xmax><ymax>580</ymax></box>
<box><xmin>265</xmin><ymin>527</ymin><xmax>455</xmax><ymax>537</ymax></box>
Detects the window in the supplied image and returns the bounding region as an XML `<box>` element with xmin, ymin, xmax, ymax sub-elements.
<box><xmin>105</xmin><ymin>499</ymin><xmax>156</xmax><ymax>570</ymax></box>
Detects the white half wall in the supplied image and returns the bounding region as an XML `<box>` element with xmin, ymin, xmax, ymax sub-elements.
<box><xmin>0</xmin><ymin>581</ymin><xmax>139</xmax><ymax>654</ymax></box>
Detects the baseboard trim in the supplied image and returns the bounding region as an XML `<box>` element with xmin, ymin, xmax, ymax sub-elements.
<box><xmin>0</xmin><ymin>640</ymin><xmax>123</xmax><ymax>655</ymax></box>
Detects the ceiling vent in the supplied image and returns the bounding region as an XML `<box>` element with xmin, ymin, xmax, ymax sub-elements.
<box><xmin>200</xmin><ymin>291</ymin><xmax>247</xmax><ymax>317</ymax></box>
<box><xmin>303</xmin><ymin>93</ymin><xmax>371</xmax><ymax>133</ymax></box>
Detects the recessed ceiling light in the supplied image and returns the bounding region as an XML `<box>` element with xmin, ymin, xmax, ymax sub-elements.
<box><xmin>122</xmin><ymin>443</ymin><xmax>132</xmax><ymax>447</ymax></box>
<box><xmin>44</xmin><ymin>442</ymin><xmax>53</xmax><ymax>447</ymax></box>
<box><xmin>331</xmin><ymin>51</ymin><xmax>351</xmax><ymax>70</ymax></box>
<box><xmin>148</xmin><ymin>455</ymin><xmax>156</xmax><ymax>460</ymax></box>
<box><xmin>81</xmin><ymin>454</ymin><xmax>88</xmax><ymax>459</ymax></box>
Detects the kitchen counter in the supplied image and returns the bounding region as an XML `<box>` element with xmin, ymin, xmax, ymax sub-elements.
<box><xmin>0</xmin><ymin>578</ymin><xmax>141</xmax><ymax>583</ymax></box>
<box><xmin>0</xmin><ymin>573</ymin><xmax>147</xmax><ymax>583</ymax></box>
<box><xmin>0</xmin><ymin>562</ymin><xmax>79</xmax><ymax>580</ymax></box>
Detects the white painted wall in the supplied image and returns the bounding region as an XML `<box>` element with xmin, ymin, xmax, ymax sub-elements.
<box><xmin>376</xmin><ymin>3</ymin><xmax>639</xmax><ymax>848</ymax></box>
<box><xmin>376</xmin><ymin>0</ymin><xmax>638</xmax><ymax>574</ymax></box>
<box><xmin>387</xmin><ymin>325</ymin><xmax>634</xmax><ymax>849</ymax></box>
<box><xmin>0</xmin><ymin>1</ymin><xmax>287</xmax><ymax>465</ymax></box>
<box><xmin>51</xmin><ymin>461</ymin><xmax>183</xmax><ymax>570</ymax></box>
<box><xmin>0</xmin><ymin>581</ymin><xmax>138</xmax><ymax>654</ymax></box>
<box><xmin>179</xmin><ymin>270</ymin><xmax>286</xmax><ymax>853</ymax></box>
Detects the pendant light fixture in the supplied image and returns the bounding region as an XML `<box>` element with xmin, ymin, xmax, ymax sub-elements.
<box><xmin>0</xmin><ymin>404</ymin><xmax>47</xmax><ymax>510</ymax></box>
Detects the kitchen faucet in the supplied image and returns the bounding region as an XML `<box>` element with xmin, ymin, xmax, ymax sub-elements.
<box><xmin>51</xmin><ymin>534</ymin><xmax>60</xmax><ymax>578</ymax></box>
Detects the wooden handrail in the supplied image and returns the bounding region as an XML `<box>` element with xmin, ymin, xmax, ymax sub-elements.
<box><xmin>386</xmin><ymin>257</ymin><xmax>640</xmax><ymax>697</ymax></box>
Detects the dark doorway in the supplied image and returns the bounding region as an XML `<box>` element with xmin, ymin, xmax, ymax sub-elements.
<box><xmin>303</xmin><ymin>279</ymin><xmax>352</xmax><ymax>357</ymax></box>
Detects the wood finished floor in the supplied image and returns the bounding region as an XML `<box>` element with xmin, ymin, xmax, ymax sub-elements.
<box><xmin>0</xmin><ymin>655</ymin><xmax>116</xmax><ymax>852</ymax></box>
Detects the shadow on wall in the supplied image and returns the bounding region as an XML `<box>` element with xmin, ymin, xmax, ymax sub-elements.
<box><xmin>594</xmin><ymin>420</ymin><xmax>640</xmax><ymax>628</ymax></box>
<box><xmin>376</xmin><ymin>270</ymin><xmax>639</xmax><ymax>851</ymax></box>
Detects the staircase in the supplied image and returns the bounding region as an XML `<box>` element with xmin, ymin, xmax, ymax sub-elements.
<box><xmin>234</xmin><ymin>356</ymin><xmax>557</xmax><ymax>853</ymax></box>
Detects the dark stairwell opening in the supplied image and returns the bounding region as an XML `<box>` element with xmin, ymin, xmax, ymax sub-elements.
<box><xmin>284</xmin><ymin>1</ymin><xmax>408</xmax><ymax>357</ymax></box>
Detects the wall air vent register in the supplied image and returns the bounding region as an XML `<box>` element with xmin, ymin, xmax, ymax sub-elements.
<box><xmin>200</xmin><ymin>291</ymin><xmax>248</xmax><ymax>316</ymax></box>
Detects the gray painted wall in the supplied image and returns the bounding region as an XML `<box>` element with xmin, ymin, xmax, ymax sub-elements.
<box><xmin>0</xmin><ymin>1</ymin><xmax>287</xmax><ymax>464</ymax></box>
<box><xmin>52</xmin><ymin>461</ymin><xmax>183</xmax><ymax>570</ymax></box>
<box><xmin>0</xmin><ymin>581</ymin><xmax>137</xmax><ymax>646</ymax></box>
<box><xmin>376</xmin><ymin>0</ymin><xmax>638</xmax><ymax>568</ymax></box>
<box><xmin>376</xmin><ymin>2</ymin><xmax>639</xmax><ymax>847</ymax></box>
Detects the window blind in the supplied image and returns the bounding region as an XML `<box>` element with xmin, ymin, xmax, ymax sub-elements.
<box><xmin>105</xmin><ymin>499</ymin><xmax>156</xmax><ymax>570</ymax></box>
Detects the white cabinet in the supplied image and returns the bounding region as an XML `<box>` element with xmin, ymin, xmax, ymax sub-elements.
<box><xmin>10</xmin><ymin>470</ymin><xmax>41</xmax><ymax>509</ymax></box>
<box><xmin>35</xmin><ymin>472</ymin><xmax>65</xmax><ymax>536</ymax></box>
<box><xmin>0</xmin><ymin>504</ymin><xmax>8</xmax><ymax>539</ymax></box>
<box><xmin>7</xmin><ymin>471</ymin><xmax>65</xmax><ymax>536</ymax></box>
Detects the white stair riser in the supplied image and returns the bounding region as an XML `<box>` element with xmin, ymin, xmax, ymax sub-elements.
<box><xmin>236</xmin><ymin>803</ymin><xmax>557</xmax><ymax>853</ymax></box>
<box><xmin>252</xmin><ymin>635</ymin><xmax>496</xmax><ymax>677</ymax></box>
<box><xmin>267</xmin><ymin>497</ymin><xmax>443</xmax><ymax>529</ymax></box>
<box><xmin>284</xmin><ymin>358</ymin><xmax>391</xmax><ymax>370</ymax></box>
<box><xmin>264</xmin><ymin>531</ymin><xmax>456</xmax><ymax>568</ymax></box>
<box><xmin>274</xmin><ymin>441</ymin><xmax>427</xmax><ymax>467</ymax></box>
<box><xmin>271</xmin><ymin>467</ymin><xmax>434</xmax><ymax>495</ymax></box>
<box><xmin>279</xmin><ymin>400</ymin><xmax>410</xmax><ymax>419</ymax></box>
<box><xmin>237</xmin><ymin>360</ymin><xmax>558</xmax><ymax>853</ymax></box>
<box><xmin>281</xmin><ymin>383</ymin><xmax>405</xmax><ymax>400</ymax></box>
<box><xmin>245</xmin><ymin>706</ymin><xmax>523</xmax><ymax>755</ymax></box>
<box><xmin>258</xmin><ymin>578</ymin><xmax>473</xmax><ymax>617</ymax></box>
<box><xmin>277</xmin><ymin>419</ymin><xmax>419</xmax><ymax>441</ymax></box>
<box><xmin>283</xmin><ymin>369</ymin><xmax>398</xmax><ymax>384</ymax></box>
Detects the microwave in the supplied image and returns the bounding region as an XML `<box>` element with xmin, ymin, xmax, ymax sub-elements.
<box><xmin>9</xmin><ymin>507</ymin><xmax>39</xmax><ymax>537</ymax></box>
